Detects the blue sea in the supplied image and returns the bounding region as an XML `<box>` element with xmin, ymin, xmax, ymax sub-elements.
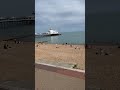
<box><xmin>35</xmin><ymin>31</ymin><xmax>85</xmax><ymax>45</ymax></box>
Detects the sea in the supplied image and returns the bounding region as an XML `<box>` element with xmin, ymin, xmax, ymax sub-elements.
<box><xmin>35</xmin><ymin>31</ymin><xmax>85</xmax><ymax>45</ymax></box>
<box><xmin>1</xmin><ymin>25</ymin><xmax>120</xmax><ymax>45</ymax></box>
<box><xmin>0</xmin><ymin>26</ymin><xmax>34</xmax><ymax>41</ymax></box>
<box><xmin>0</xmin><ymin>25</ymin><xmax>85</xmax><ymax>44</ymax></box>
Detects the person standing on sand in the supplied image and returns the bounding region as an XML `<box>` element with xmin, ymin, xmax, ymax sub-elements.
<box><xmin>70</xmin><ymin>44</ymin><xmax>73</xmax><ymax>47</ymax></box>
<box><xmin>36</xmin><ymin>44</ymin><xmax>39</xmax><ymax>47</ymax></box>
<box><xmin>4</xmin><ymin>43</ymin><xmax>7</xmax><ymax>49</ymax></box>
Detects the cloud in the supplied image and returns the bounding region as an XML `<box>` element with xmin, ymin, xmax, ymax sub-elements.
<box><xmin>35</xmin><ymin>0</ymin><xmax>85</xmax><ymax>32</ymax></box>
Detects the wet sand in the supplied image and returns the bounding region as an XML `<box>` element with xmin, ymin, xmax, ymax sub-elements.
<box><xmin>35</xmin><ymin>43</ymin><xmax>85</xmax><ymax>70</ymax></box>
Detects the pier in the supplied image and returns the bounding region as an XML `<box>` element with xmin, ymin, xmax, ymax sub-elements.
<box><xmin>0</xmin><ymin>16</ymin><xmax>34</xmax><ymax>29</ymax></box>
<box><xmin>0</xmin><ymin>16</ymin><xmax>35</xmax><ymax>41</ymax></box>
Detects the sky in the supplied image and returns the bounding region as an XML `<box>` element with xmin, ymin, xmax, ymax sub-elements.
<box><xmin>35</xmin><ymin>0</ymin><xmax>85</xmax><ymax>33</ymax></box>
<box><xmin>86</xmin><ymin>0</ymin><xmax>120</xmax><ymax>14</ymax></box>
<box><xmin>0</xmin><ymin>0</ymin><xmax>34</xmax><ymax>16</ymax></box>
<box><xmin>0</xmin><ymin>0</ymin><xmax>119</xmax><ymax>33</ymax></box>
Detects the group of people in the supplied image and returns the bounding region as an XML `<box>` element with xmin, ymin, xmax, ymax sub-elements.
<box><xmin>3</xmin><ymin>39</ymin><xmax>21</xmax><ymax>49</ymax></box>
<box><xmin>61</xmin><ymin>43</ymin><xmax>81</xmax><ymax>50</ymax></box>
<box><xmin>3</xmin><ymin>43</ymin><xmax>10</xmax><ymax>49</ymax></box>
<box><xmin>86</xmin><ymin>44</ymin><xmax>112</xmax><ymax>56</ymax></box>
<box><xmin>96</xmin><ymin>48</ymin><xmax>110</xmax><ymax>55</ymax></box>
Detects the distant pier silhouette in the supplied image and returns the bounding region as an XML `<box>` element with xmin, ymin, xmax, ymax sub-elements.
<box><xmin>0</xmin><ymin>16</ymin><xmax>35</xmax><ymax>41</ymax></box>
<box><xmin>0</xmin><ymin>16</ymin><xmax>34</xmax><ymax>29</ymax></box>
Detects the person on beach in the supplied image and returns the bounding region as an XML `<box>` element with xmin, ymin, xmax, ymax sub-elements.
<box><xmin>70</xmin><ymin>44</ymin><xmax>73</xmax><ymax>47</ymax></box>
<box><xmin>95</xmin><ymin>48</ymin><xmax>110</xmax><ymax>56</ymax></box>
<box><xmin>4</xmin><ymin>44</ymin><xmax>7</xmax><ymax>49</ymax></box>
<box><xmin>36</xmin><ymin>44</ymin><xmax>39</xmax><ymax>47</ymax></box>
<box><xmin>86</xmin><ymin>44</ymin><xmax>92</xmax><ymax>49</ymax></box>
<box><xmin>14</xmin><ymin>39</ymin><xmax>17</xmax><ymax>44</ymax></box>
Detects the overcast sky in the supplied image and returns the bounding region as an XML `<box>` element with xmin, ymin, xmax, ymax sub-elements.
<box><xmin>35</xmin><ymin>0</ymin><xmax>85</xmax><ymax>33</ymax></box>
<box><xmin>86</xmin><ymin>0</ymin><xmax>120</xmax><ymax>14</ymax></box>
<box><xmin>0</xmin><ymin>0</ymin><xmax>34</xmax><ymax>16</ymax></box>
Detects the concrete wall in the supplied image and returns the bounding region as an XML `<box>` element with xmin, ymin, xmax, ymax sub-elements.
<box><xmin>35</xmin><ymin>63</ymin><xmax>85</xmax><ymax>90</ymax></box>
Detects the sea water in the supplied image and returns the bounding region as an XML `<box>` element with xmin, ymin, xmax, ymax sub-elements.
<box><xmin>0</xmin><ymin>26</ymin><xmax>34</xmax><ymax>41</ymax></box>
<box><xmin>35</xmin><ymin>31</ymin><xmax>85</xmax><ymax>45</ymax></box>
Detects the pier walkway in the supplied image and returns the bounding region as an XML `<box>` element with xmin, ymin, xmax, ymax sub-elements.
<box><xmin>0</xmin><ymin>16</ymin><xmax>34</xmax><ymax>29</ymax></box>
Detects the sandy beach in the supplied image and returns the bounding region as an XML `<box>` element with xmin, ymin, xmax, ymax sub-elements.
<box><xmin>0</xmin><ymin>41</ymin><xmax>34</xmax><ymax>85</ymax></box>
<box><xmin>35</xmin><ymin>43</ymin><xmax>85</xmax><ymax>70</ymax></box>
<box><xmin>1</xmin><ymin>40</ymin><xmax>120</xmax><ymax>89</ymax></box>
<box><xmin>85</xmin><ymin>44</ymin><xmax>120</xmax><ymax>89</ymax></box>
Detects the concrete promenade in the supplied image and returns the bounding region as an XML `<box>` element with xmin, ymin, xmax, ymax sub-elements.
<box><xmin>35</xmin><ymin>63</ymin><xmax>85</xmax><ymax>90</ymax></box>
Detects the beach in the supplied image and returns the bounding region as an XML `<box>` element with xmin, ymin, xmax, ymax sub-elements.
<box><xmin>0</xmin><ymin>40</ymin><xmax>34</xmax><ymax>85</ymax></box>
<box><xmin>1</xmin><ymin>39</ymin><xmax>120</xmax><ymax>89</ymax></box>
<box><xmin>85</xmin><ymin>44</ymin><xmax>120</xmax><ymax>89</ymax></box>
<box><xmin>35</xmin><ymin>43</ymin><xmax>85</xmax><ymax>70</ymax></box>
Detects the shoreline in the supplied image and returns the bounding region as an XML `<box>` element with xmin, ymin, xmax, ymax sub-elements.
<box><xmin>35</xmin><ymin>41</ymin><xmax>85</xmax><ymax>45</ymax></box>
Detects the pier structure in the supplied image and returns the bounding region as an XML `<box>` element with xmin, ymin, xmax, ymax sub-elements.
<box><xmin>0</xmin><ymin>16</ymin><xmax>34</xmax><ymax>29</ymax></box>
